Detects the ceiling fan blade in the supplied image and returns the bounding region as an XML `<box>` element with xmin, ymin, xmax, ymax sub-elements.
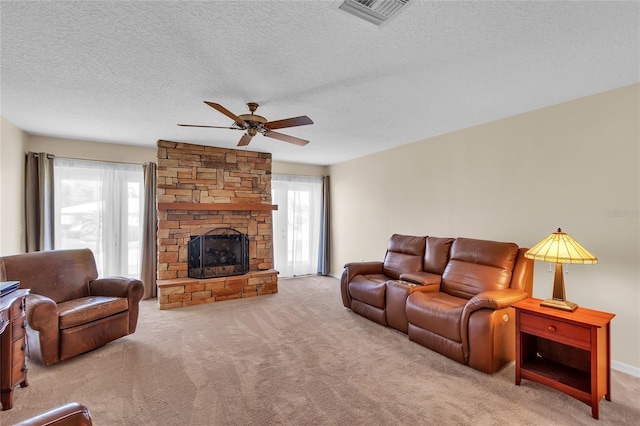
<box><xmin>177</xmin><ymin>124</ymin><xmax>241</xmax><ymax>129</ymax></box>
<box><xmin>204</xmin><ymin>101</ymin><xmax>247</xmax><ymax>126</ymax></box>
<box><xmin>264</xmin><ymin>115</ymin><xmax>313</xmax><ymax>130</ymax></box>
<box><xmin>264</xmin><ymin>130</ymin><xmax>309</xmax><ymax>146</ymax></box>
<box><xmin>237</xmin><ymin>134</ymin><xmax>253</xmax><ymax>146</ymax></box>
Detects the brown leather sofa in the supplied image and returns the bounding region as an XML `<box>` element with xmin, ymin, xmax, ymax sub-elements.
<box><xmin>341</xmin><ymin>234</ymin><xmax>533</xmax><ymax>373</ymax></box>
<box><xmin>0</xmin><ymin>249</ymin><xmax>144</xmax><ymax>366</ymax></box>
<box><xmin>12</xmin><ymin>402</ymin><xmax>92</xmax><ymax>426</ymax></box>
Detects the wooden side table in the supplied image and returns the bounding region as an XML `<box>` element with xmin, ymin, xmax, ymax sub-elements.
<box><xmin>0</xmin><ymin>288</ymin><xmax>30</xmax><ymax>410</ymax></box>
<box><xmin>512</xmin><ymin>298</ymin><xmax>615</xmax><ymax>419</ymax></box>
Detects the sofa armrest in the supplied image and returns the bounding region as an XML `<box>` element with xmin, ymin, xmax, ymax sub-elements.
<box><xmin>340</xmin><ymin>262</ymin><xmax>384</xmax><ymax>308</ymax></box>
<box><xmin>460</xmin><ymin>289</ymin><xmax>528</xmax><ymax>362</ymax></box>
<box><xmin>89</xmin><ymin>277</ymin><xmax>144</xmax><ymax>334</ymax></box>
<box><xmin>13</xmin><ymin>402</ymin><xmax>92</xmax><ymax>426</ymax></box>
<box><xmin>25</xmin><ymin>294</ymin><xmax>60</xmax><ymax>366</ymax></box>
<box><xmin>399</xmin><ymin>271</ymin><xmax>441</xmax><ymax>288</ymax></box>
<box><xmin>343</xmin><ymin>261</ymin><xmax>383</xmax><ymax>277</ymax></box>
<box><xmin>463</xmin><ymin>289</ymin><xmax>529</xmax><ymax>314</ymax></box>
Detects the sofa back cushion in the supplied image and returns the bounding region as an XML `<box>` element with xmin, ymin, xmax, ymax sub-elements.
<box><xmin>0</xmin><ymin>249</ymin><xmax>98</xmax><ymax>303</ymax></box>
<box><xmin>424</xmin><ymin>237</ymin><xmax>455</xmax><ymax>274</ymax></box>
<box><xmin>441</xmin><ymin>238</ymin><xmax>519</xmax><ymax>299</ymax></box>
<box><xmin>382</xmin><ymin>234</ymin><xmax>426</xmax><ymax>280</ymax></box>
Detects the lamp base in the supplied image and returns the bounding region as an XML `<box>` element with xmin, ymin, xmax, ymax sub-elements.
<box><xmin>540</xmin><ymin>298</ymin><xmax>578</xmax><ymax>312</ymax></box>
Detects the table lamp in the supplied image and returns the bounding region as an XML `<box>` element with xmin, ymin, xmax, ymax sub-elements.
<box><xmin>524</xmin><ymin>228</ymin><xmax>597</xmax><ymax>312</ymax></box>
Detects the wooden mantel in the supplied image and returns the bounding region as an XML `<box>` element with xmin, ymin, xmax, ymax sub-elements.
<box><xmin>158</xmin><ymin>202</ymin><xmax>278</xmax><ymax>211</ymax></box>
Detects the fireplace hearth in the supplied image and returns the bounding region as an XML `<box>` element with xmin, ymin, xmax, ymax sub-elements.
<box><xmin>188</xmin><ymin>228</ymin><xmax>249</xmax><ymax>279</ymax></box>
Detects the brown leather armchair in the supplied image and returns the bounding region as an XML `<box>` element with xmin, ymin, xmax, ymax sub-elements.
<box><xmin>12</xmin><ymin>402</ymin><xmax>92</xmax><ymax>426</ymax></box>
<box><xmin>0</xmin><ymin>249</ymin><xmax>144</xmax><ymax>366</ymax></box>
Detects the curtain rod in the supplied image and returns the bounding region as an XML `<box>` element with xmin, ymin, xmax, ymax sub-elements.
<box><xmin>272</xmin><ymin>173</ymin><xmax>327</xmax><ymax>179</ymax></box>
<box><xmin>29</xmin><ymin>152</ymin><xmax>151</xmax><ymax>166</ymax></box>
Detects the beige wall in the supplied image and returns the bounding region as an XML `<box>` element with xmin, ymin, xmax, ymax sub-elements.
<box><xmin>0</xmin><ymin>117</ymin><xmax>28</xmax><ymax>255</ymax></box>
<box><xmin>272</xmin><ymin>160</ymin><xmax>328</xmax><ymax>177</ymax></box>
<box><xmin>28</xmin><ymin>136</ymin><xmax>158</xmax><ymax>163</ymax></box>
<box><xmin>329</xmin><ymin>84</ymin><xmax>640</xmax><ymax>372</ymax></box>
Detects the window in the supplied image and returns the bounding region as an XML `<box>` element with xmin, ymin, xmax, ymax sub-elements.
<box><xmin>271</xmin><ymin>175</ymin><xmax>323</xmax><ymax>277</ymax></box>
<box><xmin>54</xmin><ymin>158</ymin><xmax>144</xmax><ymax>278</ymax></box>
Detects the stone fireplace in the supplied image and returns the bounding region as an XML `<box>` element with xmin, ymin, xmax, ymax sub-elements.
<box><xmin>155</xmin><ymin>140</ymin><xmax>278</xmax><ymax>309</ymax></box>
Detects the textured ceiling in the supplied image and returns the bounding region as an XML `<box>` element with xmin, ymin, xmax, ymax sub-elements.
<box><xmin>1</xmin><ymin>1</ymin><xmax>638</xmax><ymax>166</ymax></box>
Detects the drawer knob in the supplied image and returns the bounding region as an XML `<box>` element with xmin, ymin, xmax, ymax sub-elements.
<box><xmin>22</xmin><ymin>321</ymin><xmax>27</xmax><ymax>329</ymax></box>
<box><xmin>21</xmin><ymin>364</ymin><xmax>27</xmax><ymax>372</ymax></box>
<box><xmin>21</xmin><ymin>343</ymin><xmax>26</xmax><ymax>351</ymax></box>
<box><xmin>547</xmin><ymin>325</ymin><xmax>556</xmax><ymax>332</ymax></box>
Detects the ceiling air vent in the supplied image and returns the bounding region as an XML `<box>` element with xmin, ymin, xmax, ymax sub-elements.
<box><xmin>338</xmin><ymin>0</ymin><xmax>410</xmax><ymax>26</ymax></box>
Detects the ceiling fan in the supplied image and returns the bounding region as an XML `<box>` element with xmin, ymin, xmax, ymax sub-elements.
<box><xmin>178</xmin><ymin>101</ymin><xmax>313</xmax><ymax>147</ymax></box>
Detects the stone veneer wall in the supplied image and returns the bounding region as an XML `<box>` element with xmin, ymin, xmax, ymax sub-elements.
<box><xmin>155</xmin><ymin>140</ymin><xmax>277</xmax><ymax>309</ymax></box>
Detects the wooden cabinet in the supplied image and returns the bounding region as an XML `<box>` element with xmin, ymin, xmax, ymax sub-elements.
<box><xmin>513</xmin><ymin>298</ymin><xmax>615</xmax><ymax>419</ymax></box>
<box><xmin>0</xmin><ymin>289</ymin><xmax>30</xmax><ymax>410</ymax></box>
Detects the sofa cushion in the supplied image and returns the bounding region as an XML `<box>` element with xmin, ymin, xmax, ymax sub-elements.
<box><xmin>348</xmin><ymin>274</ymin><xmax>388</xmax><ymax>308</ymax></box>
<box><xmin>441</xmin><ymin>238</ymin><xmax>518</xmax><ymax>299</ymax></box>
<box><xmin>58</xmin><ymin>296</ymin><xmax>129</xmax><ymax>330</ymax></box>
<box><xmin>406</xmin><ymin>291</ymin><xmax>466</xmax><ymax>342</ymax></box>
<box><xmin>424</xmin><ymin>237</ymin><xmax>454</xmax><ymax>274</ymax></box>
<box><xmin>382</xmin><ymin>234</ymin><xmax>426</xmax><ymax>279</ymax></box>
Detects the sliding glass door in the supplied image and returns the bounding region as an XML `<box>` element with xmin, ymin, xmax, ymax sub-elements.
<box><xmin>53</xmin><ymin>158</ymin><xmax>144</xmax><ymax>278</ymax></box>
<box><xmin>271</xmin><ymin>175</ymin><xmax>322</xmax><ymax>277</ymax></box>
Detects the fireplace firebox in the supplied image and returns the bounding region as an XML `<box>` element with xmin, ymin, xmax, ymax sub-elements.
<box><xmin>188</xmin><ymin>228</ymin><xmax>249</xmax><ymax>279</ymax></box>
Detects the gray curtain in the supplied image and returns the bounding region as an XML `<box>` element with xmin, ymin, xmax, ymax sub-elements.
<box><xmin>317</xmin><ymin>176</ymin><xmax>330</xmax><ymax>275</ymax></box>
<box><xmin>141</xmin><ymin>162</ymin><xmax>157</xmax><ymax>299</ymax></box>
<box><xmin>25</xmin><ymin>152</ymin><xmax>54</xmax><ymax>252</ymax></box>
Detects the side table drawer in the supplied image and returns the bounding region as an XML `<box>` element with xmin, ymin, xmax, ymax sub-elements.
<box><xmin>11</xmin><ymin>358</ymin><xmax>26</xmax><ymax>384</ymax></box>
<box><xmin>11</xmin><ymin>318</ymin><xmax>26</xmax><ymax>340</ymax></box>
<box><xmin>10</xmin><ymin>297</ymin><xmax>25</xmax><ymax>318</ymax></box>
<box><xmin>12</xmin><ymin>337</ymin><xmax>27</xmax><ymax>360</ymax></box>
<box><xmin>520</xmin><ymin>312</ymin><xmax>591</xmax><ymax>350</ymax></box>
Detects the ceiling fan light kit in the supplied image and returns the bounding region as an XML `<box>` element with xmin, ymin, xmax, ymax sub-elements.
<box><xmin>179</xmin><ymin>101</ymin><xmax>313</xmax><ymax>147</ymax></box>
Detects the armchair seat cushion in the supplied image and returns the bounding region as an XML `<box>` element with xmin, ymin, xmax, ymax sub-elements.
<box><xmin>406</xmin><ymin>292</ymin><xmax>466</xmax><ymax>342</ymax></box>
<box><xmin>348</xmin><ymin>274</ymin><xmax>388</xmax><ymax>308</ymax></box>
<box><xmin>58</xmin><ymin>296</ymin><xmax>129</xmax><ymax>330</ymax></box>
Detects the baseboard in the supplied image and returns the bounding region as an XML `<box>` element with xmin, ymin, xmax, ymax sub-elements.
<box><xmin>612</xmin><ymin>360</ymin><xmax>640</xmax><ymax>378</ymax></box>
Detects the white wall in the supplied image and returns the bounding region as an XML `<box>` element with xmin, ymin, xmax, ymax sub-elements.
<box><xmin>329</xmin><ymin>84</ymin><xmax>640</xmax><ymax>372</ymax></box>
<box><xmin>0</xmin><ymin>117</ymin><xmax>28</xmax><ymax>255</ymax></box>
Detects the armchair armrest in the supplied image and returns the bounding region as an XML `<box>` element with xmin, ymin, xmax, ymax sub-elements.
<box><xmin>89</xmin><ymin>277</ymin><xmax>144</xmax><ymax>299</ymax></box>
<box><xmin>89</xmin><ymin>277</ymin><xmax>144</xmax><ymax>334</ymax></box>
<box><xmin>25</xmin><ymin>294</ymin><xmax>60</xmax><ymax>366</ymax></box>
<box><xmin>26</xmin><ymin>294</ymin><xmax>58</xmax><ymax>331</ymax></box>
<box><xmin>13</xmin><ymin>402</ymin><xmax>92</xmax><ymax>426</ymax></box>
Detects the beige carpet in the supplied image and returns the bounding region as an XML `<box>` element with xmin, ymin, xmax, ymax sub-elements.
<box><xmin>2</xmin><ymin>275</ymin><xmax>639</xmax><ymax>425</ymax></box>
